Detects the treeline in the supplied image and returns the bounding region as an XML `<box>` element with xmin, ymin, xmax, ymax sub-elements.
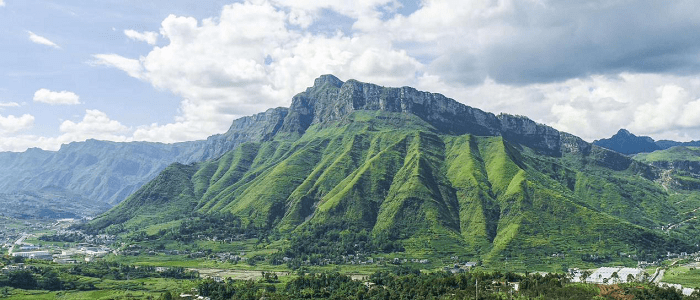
<box><xmin>195</xmin><ymin>268</ymin><xmax>700</xmax><ymax>300</ymax></box>
<box><xmin>271</xmin><ymin>222</ymin><xmax>404</xmax><ymax>268</ymax></box>
<box><xmin>39</xmin><ymin>232</ymin><xmax>84</xmax><ymax>243</ymax></box>
<box><xmin>128</xmin><ymin>212</ymin><xmax>261</xmax><ymax>243</ymax></box>
<box><xmin>65</xmin><ymin>261</ymin><xmax>198</xmax><ymax>280</ymax></box>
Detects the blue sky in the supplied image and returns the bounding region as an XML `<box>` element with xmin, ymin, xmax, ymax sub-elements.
<box><xmin>2</xmin><ymin>0</ymin><xmax>700</xmax><ymax>151</ymax></box>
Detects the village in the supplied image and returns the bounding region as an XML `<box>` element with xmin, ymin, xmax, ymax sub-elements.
<box><xmin>2</xmin><ymin>217</ymin><xmax>700</xmax><ymax>296</ymax></box>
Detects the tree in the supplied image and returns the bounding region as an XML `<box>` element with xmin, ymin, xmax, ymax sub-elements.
<box><xmin>39</xmin><ymin>271</ymin><xmax>62</xmax><ymax>291</ymax></box>
<box><xmin>611</xmin><ymin>272</ymin><xmax>619</xmax><ymax>284</ymax></box>
<box><xmin>8</xmin><ymin>270</ymin><xmax>37</xmax><ymax>290</ymax></box>
<box><xmin>581</xmin><ymin>270</ymin><xmax>592</xmax><ymax>283</ymax></box>
<box><xmin>159</xmin><ymin>291</ymin><xmax>173</xmax><ymax>300</ymax></box>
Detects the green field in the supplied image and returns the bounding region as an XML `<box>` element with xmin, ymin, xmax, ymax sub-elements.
<box><xmin>662</xmin><ymin>265</ymin><xmax>700</xmax><ymax>288</ymax></box>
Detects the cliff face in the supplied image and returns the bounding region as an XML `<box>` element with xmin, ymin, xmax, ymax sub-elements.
<box><xmin>282</xmin><ymin>74</ymin><xmax>587</xmax><ymax>156</ymax></box>
<box><xmin>197</xmin><ymin>107</ymin><xmax>289</xmax><ymax>161</ymax></box>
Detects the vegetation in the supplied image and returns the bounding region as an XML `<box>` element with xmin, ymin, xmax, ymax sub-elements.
<box><xmin>636</xmin><ymin>146</ymin><xmax>700</xmax><ymax>162</ymax></box>
<box><xmin>194</xmin><ymin>269</ymin><xmax>700</xmax><ymax>300</ymax></box>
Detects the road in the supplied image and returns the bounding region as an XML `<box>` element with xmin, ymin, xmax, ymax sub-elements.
<box><xmin>652</xmin><ymin>269</ymin><xmax>665</xmax><ymax>283</ymax></box>
<box><xmin>8</xmin><ymin>233</ymin><xmax>29</xmax><ymax>255</ymax></box>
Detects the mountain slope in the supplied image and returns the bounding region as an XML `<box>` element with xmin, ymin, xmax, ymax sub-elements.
<box><xmin>84</xmin><ymin>75</ymin><xmax>695</xmax><ymax>264</ymax></box>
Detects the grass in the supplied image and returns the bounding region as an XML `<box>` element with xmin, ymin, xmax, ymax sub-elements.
<box><xmin>662</xmin><ymin>265</ymin><xmax>700</xmax><ymax>288</ymax></box>
<box><xmin>635</xmin><ymin>146</ymin><xmax>700</xmax><ymax>162</ymax></box>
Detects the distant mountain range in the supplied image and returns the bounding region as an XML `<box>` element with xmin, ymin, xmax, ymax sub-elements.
<box><xmin>77</xmin><ymin>75</ymin><xmax>700</xmax><ymax>264</ymax></box>
<box><xmin>0</xmin><ymin>103</ymin><xmax>294</xmax><ymax>218</ymax></box>
<box><xmin>593</xmin><ymin>128</ymin><xmax>700</xmax><ymax>155</ymax></box>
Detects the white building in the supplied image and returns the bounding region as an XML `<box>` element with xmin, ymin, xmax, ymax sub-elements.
<box><xmin>12</xmin><ymin>251</ymin><xmax>52</xmax><ymax>260</ymax></box>
<box><xmin>585</xmin><ymin>267</ymin><xmax>643</xmax><ymax>284</ymax></box>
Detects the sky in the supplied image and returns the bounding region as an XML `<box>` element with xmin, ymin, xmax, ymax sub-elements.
<box><xmin>2</xmin><ymin>0</ymin><xmax>700</xmax><ymax>152</ymax></box>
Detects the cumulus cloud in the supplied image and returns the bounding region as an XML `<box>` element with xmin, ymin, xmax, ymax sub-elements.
<box><xmin>0</xmin><ymin>0</ymin><xmax>5</xmax><ymax>7</ymax></box>
<box><xmin>27</xmin><ymin>31</ymin><xmax>60</xmax><ymax>49</ymax></box>
<box><xmin>0</xmin><ymin>114</ymin><xmax>33</xmax><ymax>134</ymax></box>
<box><xmin>59</xmin><ymin>109</ymin><xmax>129</xmax><ymax>140</ymax></box>
<box><xmin>33</xmin><ymin>88</ymin><xmax>80</xmax><ymax>105</ymax></box>
<box><xmin>0</xmin><ymin>110</ymin><xmax>130</xmax><ymax>152</ymax></box>
<box><xmin>124</xmin><ymin>29</ymin><xmax>159</xmax><ymax>45</ymax></box>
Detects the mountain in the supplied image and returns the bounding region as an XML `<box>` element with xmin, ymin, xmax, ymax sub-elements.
<box><xmin>592</xmin><ymin>129</ymin><xmax>661</xmax><ymax>155</ymax></box>
<box><xmin>0</xmin><ymin>188</ymin><xmax>110</xmax><ymax>219</ymax></box>
<box><xmin>82</xmin><ymin>75</ymin><xmax>697</xmax><ymax>265</ymax></box>
<box><xmin>594</xmin><ymin>129</ymin><xmax>700</xmax><ymax>155</ymax></box>
<box><xmin>0</xmin><ymin>105</ymin><xmax>292</xmax><ymax>217</ymax></box>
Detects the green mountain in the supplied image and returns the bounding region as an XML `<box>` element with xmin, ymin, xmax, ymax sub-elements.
<box><xmin>84</xmin><ymin>75</ymin><xmax>697</xmax><ymax>264</ymax></box>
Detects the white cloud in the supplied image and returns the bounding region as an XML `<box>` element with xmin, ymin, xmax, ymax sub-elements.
<box><xmin>412</xmin><ymin>72</ymin><xmax>700</xmax><ymax>142</ymax></box>
<box><xmin>0</xmin><ymin>114</ymin><xmax>33</xmax><ymax>134</ymax></box>
<box><xmin>0</xmin><ymin>102</ymin><xmax>20</xmax><ymax>108</ymax></box>
<box><xmin>124</xmin><ymin>29</ymin><xmax>159</xmax><ymax>45</ymax></box>
<box><xmin>33</xmin><ymin>88</ymin><xmax>80</xmax><ymax>105</ymax></box>
<box><xmin>0</xmin><ymin>110</ymin><xmax>130</xmax><ymax>152</ymax></box>
<box><xmin>27</xmin><ymin>31</ymin><xmax>60</xmax><ymax>49</ymax></box>
<box><xmin>59</xmin><ymin>109</ymin><xmax>129</xmax><ymax>140</ymax></box>
<box><xmin>0</xmin><ymin>0</ymin><xmax>5</xmax><ymax>7</ymax></box>
<box><xmin>90</xmin><ymin>54</ymin><xmax>144</xmax><ymax>79</ymax></box>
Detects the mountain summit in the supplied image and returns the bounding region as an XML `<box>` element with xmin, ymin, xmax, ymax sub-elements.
<box><xmin>594</xmin><ymin>129</ymin><xmax>700</xmax><ymax>155</ymax></box>
<box><xmin>593</xmin><ymin>129</ymin><xmax>661</xmax><ymax>155</ymax></box>
<box><xmin>82</xmin><ymin>75</ymin><xmax>695</xmax><ymax>265</ymax></box>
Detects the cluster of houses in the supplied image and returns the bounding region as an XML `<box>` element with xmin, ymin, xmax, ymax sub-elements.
<box><xmin>444</xmin><ymin>261</ymin><xmax>479</xmax><ymax>273</ymax></box>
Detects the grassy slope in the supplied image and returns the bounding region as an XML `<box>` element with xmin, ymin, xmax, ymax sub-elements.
<box><xmin>86</xmin><ymin>110</ymin><xmax>693</xmax><ymax>263</ymax></box>
<box><xmin>635</xmin><ymin>146</ymin><xmax>700</xmax><ymax>162</ymax></box>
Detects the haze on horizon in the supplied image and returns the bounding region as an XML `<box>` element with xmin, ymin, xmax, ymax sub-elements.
<box><xmin>2</xmin><ymin>0</ymin><xmax>700</xmax><ymax>152</ymax></box>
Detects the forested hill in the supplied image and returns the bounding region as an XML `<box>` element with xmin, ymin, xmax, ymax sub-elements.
<box><xmin>82</xmin><ymin>75</ymin><xmax>700</xmax><ymax>264</ymax></box>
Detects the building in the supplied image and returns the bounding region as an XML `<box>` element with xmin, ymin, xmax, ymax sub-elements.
<box><xmin>585</xmin><ymin>267</ymin><xmax>643</xmax><ymax>284</ymax></box>
<box><xmin>12</xmin><ymin>251</ymin><xmax>52</xmax><ymax>260</ymax></box>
